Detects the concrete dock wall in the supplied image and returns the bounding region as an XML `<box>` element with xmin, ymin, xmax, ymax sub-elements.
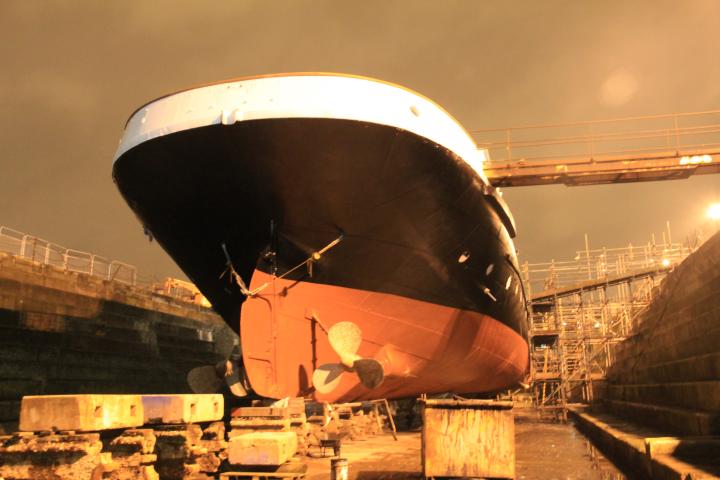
<box><xmin>0</xmin><ymin>252</ymin><xmax>235</xmax><ymax>433</ymax></box>
<box><xmin>604</xmin><ymin>230</ymin><xmax>720</xmax><ymax>435</ymax></box>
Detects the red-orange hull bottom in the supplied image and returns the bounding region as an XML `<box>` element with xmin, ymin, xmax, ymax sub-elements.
<box><xmin>241</xmin><ymin>270</ymin><xmax>528</xmax><ymax>402</ymax></box>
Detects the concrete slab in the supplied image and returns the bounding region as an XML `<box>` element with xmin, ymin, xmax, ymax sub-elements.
<box><xmin>19</xmin><ymin>395</ymin><xmax>142</xmax><ymax>432</ymax></box>
<box><xmin>645</xmin><ymin>435</ymin><xmax>720</xmax><ymax>462</ymax></box>
<box><xmin>570</xmin><ymin>408</ymin><xmax>720</xmax><ymax>479</ymax></box>
<box><xmin>228</xmin><ymin>431</ymin><xmax>298</xmax><ymax>466</ymax></box>
<box><xmin>570</xmin><ymin>409</ymin><xmax>651</xmax><ymax>478</ymax></box>
<box><xmin>141</xmin><ymin>394</ymin><xmax>223</xmax><ymax>424</ymax></box>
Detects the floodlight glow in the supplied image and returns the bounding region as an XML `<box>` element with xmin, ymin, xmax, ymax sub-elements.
<box><xmin>708</xmin><ymin>203</ymin><xmax>720</xmax><ymax>220</ymax></box>
<box><xmin>661</xmin><ymin>258</ymin><xmax>670</xmax><ymax>267</ymax></box>
<box><xmin>679</xmin><ymin>154</ymin><xmax>713</xmax><ymax>165</ymax></box>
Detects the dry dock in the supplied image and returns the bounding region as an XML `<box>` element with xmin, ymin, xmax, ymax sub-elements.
<box><xmin>1</xmin><ymin>227</ymin><xmax>719</xmax><ymax>478</ymax></box>
<box><xmin>301</xmin><ymin>420</ymin><xmax>624</xmax><ymax>480</ymax></box>
<box><xmin>0</xmin><ymin>226</ymin><xmax>236</xmax><ymax>434</ymax></box>
<box><xmin>1</xmin><ymin>398</ymin><xmax>624</xmax><ymax>480</ymax></box>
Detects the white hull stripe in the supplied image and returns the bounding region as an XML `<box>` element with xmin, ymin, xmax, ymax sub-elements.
<box><xmin>114</xmin><ymin>74</ymin><xmax>488</xmax><ymax>184</ymax></box>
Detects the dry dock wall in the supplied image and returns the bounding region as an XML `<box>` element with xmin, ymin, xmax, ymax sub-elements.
<box><xmin>0</xmin><ymin>252</ymin><xmax>235</xmax><ymax>433</ymax></box>
<box><xmin>603</xmin><ymin>230</ymin><xmax>720</xmax><ymax>435</ymax></box>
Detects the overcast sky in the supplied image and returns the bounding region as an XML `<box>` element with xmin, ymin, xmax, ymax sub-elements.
<box><xmin>1</xmin><ymin>0</ymin><xmax>718</xmax><ymax>280</ymax></box>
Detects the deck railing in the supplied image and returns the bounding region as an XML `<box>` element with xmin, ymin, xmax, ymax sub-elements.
<box><xmin>0</xmin><ymin>225</ymin><xmax>138</xmax><ymax>286</ymax></box>
<box><xmin>472</xmin><ymin>110</ymin><xmax>720</xmax><ymax>164</ymax></box>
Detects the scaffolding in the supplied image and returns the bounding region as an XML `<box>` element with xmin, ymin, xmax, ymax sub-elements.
<box><xmin>476</xmin><ymin>110</ymin><xmax>720</xmax><ymax>414</ymax></box>
<box><xmin>520</xmin><ymin>226</ymin><xmax>716</xmax><ymax>416</ymax></box>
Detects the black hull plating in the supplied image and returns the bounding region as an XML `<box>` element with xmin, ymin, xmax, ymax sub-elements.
<box><xmin>113</xmin><ymin>118</ymin><xmax>528</xmax><ymax>340</ymax></box>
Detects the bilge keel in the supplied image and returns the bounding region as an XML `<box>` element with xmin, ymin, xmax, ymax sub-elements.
<box><xmin>112</xmin><ymin>73</ymin><xmax>529</xmax><ymax>402</ymax></box>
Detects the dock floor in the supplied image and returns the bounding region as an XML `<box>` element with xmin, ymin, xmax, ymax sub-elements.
<box><xmin>304</xmin><ymin>421</ymin><xmax>624</xmax><ymax>479</ymax></box>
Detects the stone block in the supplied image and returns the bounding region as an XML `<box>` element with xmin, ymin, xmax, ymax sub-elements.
<box><xmin>604</xmin><ymin>399</ymin><xmax>720</xmax><ymax>436</ymax></box>
<box><xmin>142</xmin><ymin>394</ymin><xmax>223</xmax><ymax>424</ymax></box>
<box><xmin>228</xmin><ymin>432</ymin><xmax>298</xmax><ymax>466</ymax></box>
<box><xmin>19</xmin><ymin>395</ymin><xmax>142</xmax><ymax>432</ymax></box>
<box><xmin>607</xmin><ymin>381</ymin><xmax>720</xmax><ymax>412</ymax></box>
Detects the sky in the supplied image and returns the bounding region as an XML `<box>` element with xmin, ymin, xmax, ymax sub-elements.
<box><xmin>1</xmin><ymin>0</ymin><xmax>718</xmax><ymax>280</ymax></box>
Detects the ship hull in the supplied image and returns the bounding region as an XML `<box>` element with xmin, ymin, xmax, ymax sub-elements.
<box><xmin>242</xmin><ymin>270</ymin><xmax>528</xmax><ymax>402</ymax></box>
<box><xmin>113</xmin><ymin>74</ymin><xmax>529</xmax><ymax>401</ymax></box>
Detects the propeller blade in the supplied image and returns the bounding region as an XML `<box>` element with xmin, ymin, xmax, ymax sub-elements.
<box><xmin>312</xmin><ymin>363</ymin><xmax>346</xmax><ymax>394</ymax></box>
<box><xmin>226</xmin><ymin>368</ymin><xmax>248</xmax><ymax>397</ymax></box>
<box><xmin>225</xmin><ymin>358</ymin><xmax>248</xmax><ymax>397</ymax></box>
<box><xmin>353</xmin><ymin>358</ymin><xmax>385</xmax><ymax>389</ymax></box>
<box><xmin>214</xmin><ymin>325</ymin><xmax>238</xmax><ymax>358</ymax></box>
<box><xmin>328</xmin><ymin>321</ymin><xmax>362</xmax><ymax>366</ymax></box>
<box><xmin>187</xmin><ymin>365</ymin><xmax>224</xmax><ymax>393</ymax></box>
<box><xmin>188</xmin><ymin>355</ymin><xmax>249</xmax><ymax>397</ymax></box>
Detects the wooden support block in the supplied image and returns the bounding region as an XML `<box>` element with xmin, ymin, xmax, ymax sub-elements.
<box><xmin>286</xmin><ymin>398</ymin><xmax>306</xmax><ymax>417</ymax></box>
<box><xmin>220</xmin><ymin>471</ymin><xmax>306</xmax><ymax>479</ymax></box>
<box><xmin>0</xmin><ymin>432</ymin><xmax>104</xmax><ymax>479</ymax></box>
<box><xmin>203</xmin><ymin>421</ymin><xmax>226</xmax><ymax>440</ymax></box>
<box><xmin>142</xmin><ymin>394</ymin><xmax>224</xmax><ymax>424</ymax></box>
<box><xmin>289</xmin><ymin>413</ymin><xmax>307</xmax><ymax>426</ymax></box>
<box><xmin>228</xmin><ymin>432</ymin><xmax>298</xmax><ymax>466</ymax></box>
<box><xmin>108</xmin><ymin>428</ymin><xmax>157</xmax><ymax>455</ymax></box>
<box><xmin>229</xmin><ymin>417</ymin><xmax>291</xmax><ymax>437</ymax></box>
<box><xmin>421</xmin><ymin>399</ymin><xmax>514</xmax><ymax>479</ymax></box>
<box><xmin>231</xmin><ymin>407</ymin><xmax>289</xmax><ymax>418</ymax></box>
<box><xmin>154</xmin><ymin>423</ymin><xmax>226</xmax><ymax>478</ymax></box>
<box><xmin>19</xmin><ymin>395</ymin><xmax>142</xmax><ymax>432</ymax></box>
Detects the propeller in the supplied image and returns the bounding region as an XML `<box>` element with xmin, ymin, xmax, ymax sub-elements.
<box><xmin>312</xmin><ymin>321</ymin><xmax>385</xmax><ymax>394</ymax></box>
<box><xmin>187</xmin><ymin>326</ymin><xmax>249</xmax><ymax>397</ymax></box>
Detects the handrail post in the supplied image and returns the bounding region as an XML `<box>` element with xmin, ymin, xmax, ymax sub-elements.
<box><xmin>0</xmin><ymin>226</ymin><xmax>144</xmax><ymax>286</ymax></box>
<box><xmin>505</xmin><ymin>129</ymin><xmax>512</xmax><ymax>161</ymax></box>
<box><xmin>20</xmin><ymin>235</ymin><xmax>28</xmax><ymax>257</ymax></box>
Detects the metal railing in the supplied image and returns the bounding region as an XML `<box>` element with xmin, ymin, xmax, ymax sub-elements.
<box><xmin>523</xmin><ymin>242</ymin><xmax>689</xmax><ymax>296</ymax></box>
<box><xmin>0</xmin><ymin>225</ymin><xmax>138</xmax><ymax>285</ymax></box>
<box><xmin>522</xmin><ymin>221</ymin><xmax>718</xmax><ymax>297</ymax></box>
<box><xmin>0</xmin><ymin>225</ymin><xmax>218</xmax><ymax>309</ymax></box>
<box><xmin>472</xmin><ymin>110</ymin><xmax>720</xmax><ymax>164</ymax></box>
